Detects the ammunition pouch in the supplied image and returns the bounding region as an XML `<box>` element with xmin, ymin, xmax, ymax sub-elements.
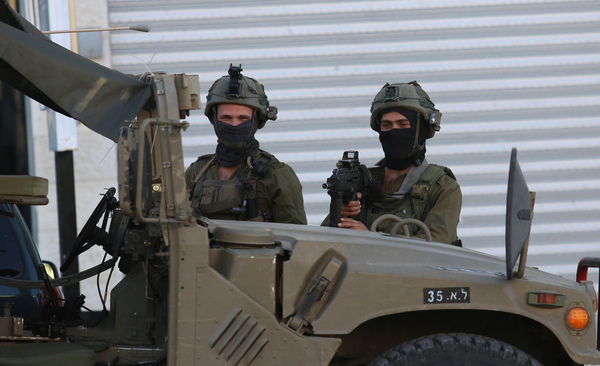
<box><xmin>189</xmin><ymin>152</ymin><xmax>274</xmax><ymax>221</ymax></box>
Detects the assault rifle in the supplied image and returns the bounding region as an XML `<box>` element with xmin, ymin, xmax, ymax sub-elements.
<box><xmin>323</xmin><ymin>150</ymin><xmax>372</xmax><ymax>227</ymax></box>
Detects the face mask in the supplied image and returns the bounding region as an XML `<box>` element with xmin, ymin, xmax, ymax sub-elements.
<box><xmin>214</xmin><ymin>118</ymin><xmax>258</xmax><ymax>150</ymax></box>
<box><xmin>379</xmin><ymin>128</ymin><xmax>416</xmax><ymax>171</ymax></box>
<box><xmin>377</xmin><ymin>108</ymin><xmax>428</xmax><ymax>171</ymax></box>
<box><xmin>214</xmin><ymin>118</ymin><xmax>259</xmax><ymax>167</ymax></box>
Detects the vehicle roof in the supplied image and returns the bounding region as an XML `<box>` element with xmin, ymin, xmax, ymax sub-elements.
<box><xmin>0</xmin><ymin>175</ymin><xmax>48</xmax><ymax>205</ymax></box>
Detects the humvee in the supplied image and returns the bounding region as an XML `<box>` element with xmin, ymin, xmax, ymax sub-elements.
<box><xmin>1</xmin><ymin>73</ymin><xmax>600</xmax><ymax>366</ymax></box>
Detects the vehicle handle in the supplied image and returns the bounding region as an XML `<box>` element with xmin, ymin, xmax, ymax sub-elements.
<box><xmin>576</xmin><ymin>257</ymin><xmax>600</xmax><ymax>351</ymax></box>
<box><xmin>576</xmin><ymin>257</ymin><xmax>600</xmax><ymax>283</ymax></box>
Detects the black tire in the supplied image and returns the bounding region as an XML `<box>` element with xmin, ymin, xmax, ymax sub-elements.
<box><xmin>367</xmin><ymin>333</ymin><xmax>543</xmax><ymax>366</ymax></box>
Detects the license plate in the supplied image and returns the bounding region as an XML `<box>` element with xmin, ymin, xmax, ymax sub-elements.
<box><xmin>423</xmin><ymin>287</ymin><xmax>470</xmax><ymax>304</ymax></box>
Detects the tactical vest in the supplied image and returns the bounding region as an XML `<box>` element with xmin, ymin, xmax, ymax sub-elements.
<box><xmin>366</xmin><ymin>164</ymin><xmax>457</xmax><ymax>236</ymax></box>
<box><xmin>188</xmin><ymin>151</ymin><xmax>276</xmax><ymax>221</ymax></box>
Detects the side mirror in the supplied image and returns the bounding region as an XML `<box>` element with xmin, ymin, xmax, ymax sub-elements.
<box><xmin>42</xmin><ymin>261</ymin><xmax>59</xmax><ymax>280</ymax></box>
<box><xmin>505</xmin><ymin>148</ymin><xmax>535</xmax><ymax>280</ymax></box>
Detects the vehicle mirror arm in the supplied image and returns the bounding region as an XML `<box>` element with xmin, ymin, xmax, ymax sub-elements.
<box><xmin>38</xmin><ymin>263</ymin><xmax>59</xmax><ymax>307</ymax></box>
<box><xmin>61</xmin><ymin>188</ymin><xmax>116</xmax><ymax>273</ymax></box>
<box><xmin>0</xmin><ymin>259</ymin><xmax>117</xmax><ymax>289</ymax></box>
<box><xmin>106</xmin><ymin>213</ymin><xmax>130</xmax><ymax>258</ymax></box>
<box><xmin>88</xmin><ymin>226</ymin><xmax>108</xmax><ymax>247</ymax></box>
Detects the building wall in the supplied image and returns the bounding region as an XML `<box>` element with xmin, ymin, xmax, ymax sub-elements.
<box><xmin>17</xmin><ymin>0</ymin><xmax>599</xmax><ymax>309</ymax></box>
<box><xmin>23</xmin><ymin>0</ymin><xmax>120</xmax><ymax>310</ymax></box>
<box><xmin>107</xmin><ymin>0</ymin><xmax>600</xmax><ymax>281</ymax></box>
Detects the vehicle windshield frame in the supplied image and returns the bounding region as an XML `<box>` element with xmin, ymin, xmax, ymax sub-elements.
<box><xmin>0</xmin><ymin>203</ymin><xmax>42</xmax><ymax>281</ymax></box>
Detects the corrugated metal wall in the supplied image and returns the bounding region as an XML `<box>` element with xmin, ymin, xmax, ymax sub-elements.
<box><xmin>107</xmin><ymin>0</ymin><xmax>600</xmax><ymax>280</ymax></box>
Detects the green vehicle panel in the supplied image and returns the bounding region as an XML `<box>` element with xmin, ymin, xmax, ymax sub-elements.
<box><xmin>0</xmin><ymin>71</ymin><xmax>599</xmax><ymax>366</ymax></box>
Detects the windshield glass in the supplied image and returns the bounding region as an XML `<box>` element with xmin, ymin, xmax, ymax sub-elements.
<box><xmin>0</xmin><ymin>203</ymin><xmax>29</xmax><ymax>278</ymax></box>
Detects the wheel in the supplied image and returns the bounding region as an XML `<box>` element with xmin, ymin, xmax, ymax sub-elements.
<box><xmin>60</xmin><ymin>188</ymin><xmax>117</xmax><ymax>272</ymax></box>
<box><xmin>367</xmin><ymin>333</ymin><xmax>542</xmax><ymax>366</ymax></box>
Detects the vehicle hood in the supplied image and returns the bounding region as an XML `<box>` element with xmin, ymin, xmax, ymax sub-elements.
<box><xmin>207</xmin><ymin>220</ymin><xmax>587</xmax><ymax>335</ymax></box>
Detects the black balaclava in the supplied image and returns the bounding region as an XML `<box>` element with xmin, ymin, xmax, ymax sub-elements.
<box><xmin>378</xmin><ymin>107</ymin><xmax>427</xmax><ymax>171</ymax></box>
<box><xmin>213</xmin><ymin>113</ymin><xmax>259</xmax><ymax>167</ymax></box>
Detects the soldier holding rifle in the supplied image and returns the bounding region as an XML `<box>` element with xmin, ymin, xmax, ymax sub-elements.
<box><xmin>324</xmin><ymin>81</ymin><xmax>462</xmax><ymax>245</ymax></box>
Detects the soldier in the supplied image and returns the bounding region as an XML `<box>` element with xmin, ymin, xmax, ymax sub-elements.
<box><xmin>332</xmin><ymin>81</ymin><xmax>462</xmax><ymax>245</ymax></box>
<box><xmin>185</xmin><ymin>65</ymin><xmax>307</xmax><ymax>224</ymax></box>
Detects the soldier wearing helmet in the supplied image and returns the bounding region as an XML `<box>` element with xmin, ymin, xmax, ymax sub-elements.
<box><xmin>332</xmin><ymin>81</ymin><xmax>462</xmax><ymax>245</ymax></box>
<box><xmin>185</xmin><ymin>65</ymin><xmax>306</xmax><ymax>224</ymax></box>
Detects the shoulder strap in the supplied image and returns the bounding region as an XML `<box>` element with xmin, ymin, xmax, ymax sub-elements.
<box><xmin>411</xmin><ymin>164</ymin><xmax>454</xmax><ymax>198</ymax></box>
<box><xmin>257</xmin><ymin>149</ymin><xmax>279</xmax><ymax>163</ymax></box>
<box><xmin>193</xmin><ymin>155</ymin><xmax>217</xmax><ymax>184</ymax></box>
<box><xmin>442</xmin><ymin>166</ymin><xmax>457</xmax><ymax>181</ymax></box>
<box><xmin>420</xmin><ymin>164</ymin><xmax>456</xmax><ymax>183</ymax></box>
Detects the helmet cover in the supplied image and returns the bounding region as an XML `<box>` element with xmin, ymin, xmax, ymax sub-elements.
<box><xmin>370</xmin><ymin>81</ymin><xmax>441</xmax><ymax>138</ymax></box>
<box><xmin>205</xmin><ymin>64</ymin><xmax>277</xmax><ymax>129</ymax></box>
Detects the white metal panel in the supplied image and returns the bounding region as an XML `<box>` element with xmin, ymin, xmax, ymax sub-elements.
<box><xmin>108</xmin><ymin>0</ymin><xmax>600</xmax><ymax>280</ymax></box>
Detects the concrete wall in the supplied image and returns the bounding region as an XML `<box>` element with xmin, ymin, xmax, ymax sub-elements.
<box><xmin>27</xmin><ymin>0</ymin><xmax>120</xmax><ymax>310</ymax></box>
<box><xmin>23</xmin><ymin>0</ymin><xmax>600</xmax><ymax>309</ymax></box>
<box><xmin>107</xmin><ymin>0</ymin><xmax>600</xmax><ymax>281</ymax></box>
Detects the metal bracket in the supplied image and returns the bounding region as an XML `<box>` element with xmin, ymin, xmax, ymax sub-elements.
<box><xmin>287</xmin><ymin>277</ymin><xmax>329</xmax><ymax>331</ymax></box>
<box><xmin>287</xmin><ymin>257</ymin><xmax>343</xmax><ymax>331</ymax></box>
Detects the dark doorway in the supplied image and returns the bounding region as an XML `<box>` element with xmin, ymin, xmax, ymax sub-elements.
<box><xmin>0</xmin><ymin>81</ymin><xmax>31</xmax><ymax>227</ymax></box>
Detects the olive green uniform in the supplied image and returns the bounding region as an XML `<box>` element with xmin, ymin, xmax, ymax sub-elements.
<box><xmin>366</xmin><ymin>162</ymin><xmax>461</xmax><ymax>245</ymax></box>
<box><xmin>186</xmin><ymin>150</ymin><xmax>307</xmax><ymax>225</ymax></box>
<box><xmin>323</xmin><ymin>160</ymin><xmax>461</xmax><ymax>245</ymax></box>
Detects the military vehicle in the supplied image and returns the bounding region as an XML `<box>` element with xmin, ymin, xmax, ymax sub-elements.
<box><xmin>1</xmin><ymin>70</ymin><xmax>600</xmax><ymax>366</ymax></box>
<box><xmin>0</xmin><ymin>175</ymin><xmax>61</xmax><ymax>326</ymax></box>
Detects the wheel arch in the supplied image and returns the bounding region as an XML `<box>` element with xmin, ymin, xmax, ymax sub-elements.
<box><xmin>330</xmin><ymin>309</ymin><xmax>577</xmax><ymax>366</ymax></box>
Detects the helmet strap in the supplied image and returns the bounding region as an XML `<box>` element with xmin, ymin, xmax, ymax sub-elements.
<box><xmin>411</xmin><ymin>114</ymin><xmax>424</xmax><ymax>166</ymax></box>
<box><xmin>413</xmin><ymin>114</ymin><xmax>421</xmax><ymax>150</ymax></box>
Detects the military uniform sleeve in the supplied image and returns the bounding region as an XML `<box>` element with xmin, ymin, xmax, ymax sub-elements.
<box><xmin>414</xmin><ymin>174</ymin><xmax>462</xmax><ymax>244</ymax></box>
<box><xmin>184</xmin><ymin>163</ymin><xmax>196</xmax><ymax>184</ymax></box>
<box><xmin>258</xmin><ymin>162</ymin><xmax>307</xmax><ymax>225</ymax></box>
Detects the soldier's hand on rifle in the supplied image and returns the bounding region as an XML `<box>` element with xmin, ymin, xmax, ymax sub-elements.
<box><xmin>341</xmin><ymin>192</ymin><xmax>362</xmax><ymax>218</ymax></box>
<box><xmin>338</xmin><ymin>192</ymin><xmax>368</xmax><ymax>230</ymax></box>
<box><xmin>338</xmin><ymin>217</ymin><xmax>368</xmax><ymax>231</ymax></box>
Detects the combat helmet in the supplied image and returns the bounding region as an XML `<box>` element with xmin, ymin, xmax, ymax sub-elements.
<box><xmin>370</xmin><ymin>81</ymin><xmax>441</xmax><ymax>138</ymax></box>
<box><xmin>205</xmin><ymin>64</ymin><xmax>278</xmax><ymax>129</ymax></box>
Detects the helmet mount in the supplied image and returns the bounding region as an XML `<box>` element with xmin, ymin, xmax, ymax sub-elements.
<box><xmin>227</xmin><ymin>64</ymin><xmax>243</xmax><ymax>97</ymax></box>
<box><xmin>205</xmin><ymin>64</ymin><xmax>278</xmax><ymax>129</ymax></box>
